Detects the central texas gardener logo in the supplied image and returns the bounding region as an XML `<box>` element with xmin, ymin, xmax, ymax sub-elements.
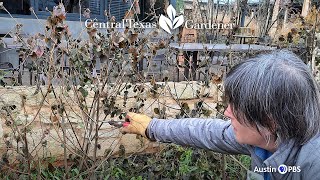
<box><xmin>159</xmin><ymin>5</ymin><xmax>184</xmax><ymax>34</ymax></box>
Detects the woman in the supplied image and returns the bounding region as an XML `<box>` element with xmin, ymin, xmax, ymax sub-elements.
<box><xmin>121</xmin><ymin>50</ymin><xmax>320</xmax><ymax>180</ymax></box>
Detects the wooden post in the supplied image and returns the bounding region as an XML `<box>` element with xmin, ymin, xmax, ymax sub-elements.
<box><xmin>263</xmin><ymin>1</ymin><xmax>271</xmax><ymax>36</ymax></box>
<box><xmin>283</xmin><ymin>3</ymin><xmax>289</xmax><ymax>30</ymax></box>
<box><xmin>192</xmin><ymin>51</ymin><xmax>198</xmax><ymax>80</ymax></box>
<box><xmin>301</xmin><ymin>0</ymin><xmax>311</xmax><ymax>17</ymax></box>
<box><xmin>184</xmin><ymin>51</ymin><xmax>190</xmax><ymax>80</ymax></box>
<box><xmin>240</xmin><ymin>0</ymin><xmax>248</xmax><ymax>27</ymax></box>
<box><xmin>176</xmin><ymin>53</ymin><xmax>180</xmax><ymax>82</ymax></box>
<box><xmin>18</xmin><ymin>55</ymin><xmax>22</xmax><ymax>85</ymax></box>
<box><xmin>270</xmin><ymin>0</ymin><xmax>280</xmax><ymax>36</ymax></box>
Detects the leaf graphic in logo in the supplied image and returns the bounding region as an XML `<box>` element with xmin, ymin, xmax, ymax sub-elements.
<box><xmin>173</xmin><ymin>15</ymin><xmax>184</xmax><ymax>29</ymax></box>
<box><xmin>167</xmin><ymin>5</ymin><xmax>176</xmax><ymax>21</ymax></box>
<box><xmin>159</xmin><ymin>4</ymin><xmax>184</xmax><ymax>34</ymax></box>
<box><xmin>159</xmin><ymin>14</ymin><xmax>173</xmax><ymax>34</ymax></box>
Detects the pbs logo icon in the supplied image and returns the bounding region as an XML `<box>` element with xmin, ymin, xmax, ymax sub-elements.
<box><xmin>278</xmin><ymin>164</ymin><xmax>288</xmax><ymax>174</ymax></box>
<box><xmin>278</xmin><ymin>164</ymin><xmax>301</xmax><ymax>174</ymax></box>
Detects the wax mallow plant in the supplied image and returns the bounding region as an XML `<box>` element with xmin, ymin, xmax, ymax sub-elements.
<box><xmin>0</xmin><ymin>1</ymin><xmax>249</xmax><ymax>179</ymax></box>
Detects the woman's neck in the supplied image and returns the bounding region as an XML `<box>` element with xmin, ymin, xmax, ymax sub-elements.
<box><xmin>258</xmin><ymin>139</ymin><xmax>278</xmax><ymax>152</ymax></box>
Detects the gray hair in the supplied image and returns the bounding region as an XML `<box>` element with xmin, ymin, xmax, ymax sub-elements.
<box><xmin>224</xmin><ymin>50</ymin><xmax>320</xmax><ymax>145</ymax></box>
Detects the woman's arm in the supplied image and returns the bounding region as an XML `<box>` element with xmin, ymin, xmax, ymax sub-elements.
<box><xmin>147</xmin><ymin>118</ymin><xmax>250</xmax><ymax>155</ymax></box>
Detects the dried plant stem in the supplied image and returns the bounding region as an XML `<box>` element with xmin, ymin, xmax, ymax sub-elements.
<box><xmin>93</xmin><ymin>90</ymin><xmax>100</xmax><ymax>162</ymax></box>
<box><xmin>23</xmin><ymin>87</ymin><xmax>50</xmax><ymax>128</ymax></box>
<box><xmin>222</xmin><ymin>154</ymin><xmax>226</xmax><ymax>180</ymax></box>
<box><xmin>79</xmin><ymin>95</ymin><xmax>99</xmax><ymax>170</ymax></box>
<box><xmin>23</xmin><ymin>126</ymin><xmax>31</xmax><ymax>178</ymax></box>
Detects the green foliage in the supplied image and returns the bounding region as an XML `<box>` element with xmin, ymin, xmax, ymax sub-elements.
<box><xmin>178</xmin><ymin>148</ymin><xmax>196</xmax><ymax>175</ymax></box>
<box><xmin>239</xmin><ymin>155</ymin><xmax>251</xmax><ymax>168</ymax></box>
<box><xmin>98</xmin><ymin>145</ymin><xmax>249</xmax><ymax>179</ymax></box>
<box><xmin>176</xmin><ymin>0</ymin><xmax>184</xmax><ymax>13</ymax></box>
<box><xmin>0</xmin><ymin>145</ymin><xmax>250</xmax><ymax>179</ymax></box>
<box><xmin>78</xmin><ymin>86</ymin><xmax>89</xmax><ymax>98</ymax></box>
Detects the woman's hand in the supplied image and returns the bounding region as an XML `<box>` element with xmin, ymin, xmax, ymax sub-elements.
<box><xmin>121</xmin><ymin>112</ymin><xmax>152</xmax><ymax>138</ymax></box>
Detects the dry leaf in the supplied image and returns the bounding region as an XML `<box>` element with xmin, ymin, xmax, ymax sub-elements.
<box><xmin>83</xmin><ymin>8</ymin><xmax>91</xmax><ymax>18</ymax></box>
<box><xmin>53</xmin><ymin>3</ymin><xmax>66</xmax><ymax>19</ymax></box>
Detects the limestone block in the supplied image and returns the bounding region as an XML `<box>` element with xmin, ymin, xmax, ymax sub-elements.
<box><xmin>14</xmin><ymin>114</ymin><xmax>34</xmax><ymax>125</ymax></box>
<box><xmin>65</xmin><ymin>111</ymin><xmax>83</xmax><ymax>123</ymax></box>
<box><xmin>0</xmin><ymin>83</ymin><xmax>222</xmax><ymax>160</ymax></box>
<box><xmin>0</xmin><ymin>88</ymin><xmax>22</xmax><ymax>111</ymax></box>
<box><xmin>21</xmin><ymin>86</ymin><xmax>48</xmax><ymax>107</ymax></box>
<box><xmin>98</xmin><ymin>128</ymin><xmax>121</xmax><ymax>139</ymax></box>
<box><xmin>166</xmin><ymin>81</ymin><xmax>222</xmax><ymax>100</ymax></box>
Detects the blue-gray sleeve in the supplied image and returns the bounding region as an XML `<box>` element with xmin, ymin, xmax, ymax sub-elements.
<box><xmin>147</xmin><ymin>118</ymin><xmax>250</xmax><ymax>155</ymax></box>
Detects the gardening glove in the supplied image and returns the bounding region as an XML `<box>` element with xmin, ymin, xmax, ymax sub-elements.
<box><xmin>120</xmin><ymin>112</ymin><xmax>152</xmax><ymax>138</ymax></box>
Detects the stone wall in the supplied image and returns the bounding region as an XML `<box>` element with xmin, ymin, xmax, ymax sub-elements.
<box><xmin>0</xmin><ymin>81</ymin><xmax>223</xmax><ymax>162</ymax></box>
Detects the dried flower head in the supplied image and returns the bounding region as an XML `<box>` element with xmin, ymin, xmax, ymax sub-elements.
<box><xmin>104</xmin><ymin>10</ymin><xmax>108</xmax><ymax>17</ymax></box>
<box><xmin>83</xmin><ymin>8</ymin><xmax>91</xmax><ymax>18</ymax></box>
<box><xmin>53</xmin><ymin>3</ymin><xmax>66</xmax><ymax>19</ymax></box>
<box><xmin>110</xmin><ymin>16</ymin><xmax>116</xmax><ymax>22</ymax></box>
<box><xmin>33</xmin><ymin>46</ymin><xmax>44</xmax><ymax>58</ymax></box>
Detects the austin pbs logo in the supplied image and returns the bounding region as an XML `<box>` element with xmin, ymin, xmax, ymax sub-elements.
<box><xmin>159</xmin><ymin>5</ymin><xmax>184</xmax><ymax>34</ymax></box>
<box><xmin>278</xmin><ymin>164</ymin><xmax>301</xmax><ymax>174</ymax></box>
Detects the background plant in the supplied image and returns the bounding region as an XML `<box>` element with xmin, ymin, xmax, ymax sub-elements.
<box><xmin>0</xmin><ymin>0</ymin><xmax>318</xmax><ymax>179</ymax></box>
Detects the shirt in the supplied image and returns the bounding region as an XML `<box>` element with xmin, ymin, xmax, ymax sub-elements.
<box><xmin>254</xmin><ymin>147</ymin><xmax>273</xmax><ymax>180</ymax></box>
<box><xmin>147</xmin><ymin>118</ymin><xmax>320</xmax><ymax>179</ymax></box>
